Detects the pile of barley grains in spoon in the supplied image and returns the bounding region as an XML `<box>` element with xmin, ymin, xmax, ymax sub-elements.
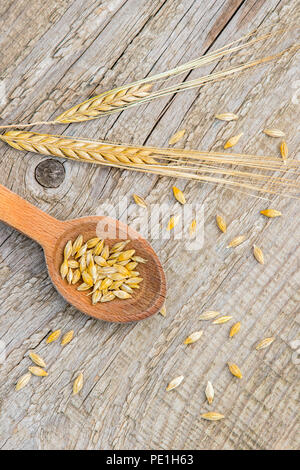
<box><xmin>60</xmin><ymin>236</ymin><xmax>147</xmax><ymax>304</ymax></box>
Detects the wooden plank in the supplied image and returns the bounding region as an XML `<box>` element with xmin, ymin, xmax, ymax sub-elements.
<box><xmin>0</xmin><ymin>0</ymin><xmax>299</xmax><ymax>450</ymax></box>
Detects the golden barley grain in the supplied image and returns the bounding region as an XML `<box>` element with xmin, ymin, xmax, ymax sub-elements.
<box><xmin>205</xmin><ymin>381</ymin><xmax>214</xmax><ymax>405</ymax></box>
<box><xmin>71</xmin><ymin>235</ymin><xmax>83</xmax><ymax>256</ymax></box>
<box><xmin>184</xmin><ymin>330</ymin><xmax>203</xmax><ymax>344</ymax></box>
<box><xmin>15</xmin><ymin>372</ymin><xmax>31</xmax><ymax>391</ymax></box>
<box><xmin>126</xmin><ymin>261</ymin><xmax>138</xmax><ymax>271</ymax></box>
<box><xmin>280</xmin><ymin>140</ymin><xmax>288</xmax><ymax>162</ymax></box>
<box><xmin>173</xmin><ymin>186</ymin><xmax>186</xmax><ymax>204</ymax></box>
<box><xmin>201</xmin><ymin>412</ymin><xmax>224</xmax><ymax>421</ymax></box>
<box><xmin>46</xmin><ymin>329</ymin><xmax>61</xmax><ymax>344</ymax></box>
<box><xmin>133</xmin><ymin>194</ymin><xmax>147</xmax><ymax>208</ymax></box>
<box><xmin>215</xmin><ymin>113</ymin><xmax>239</xmax><ymax>121</ymax></box>
<box><xmin>86</xmin><ymin>237</ymin><xmax>100</xmax><ymax>249</ymax></box>
<box><xmin>113</xmin><ymin>290</ymin><xmax>132</xmax><ymax>299</ymax></box>
<box><xmin>131</xmin><ymin>256</ymin><xmax>147</xmax><ymax>263</ymax></box>
<box><xmin>227</xmin><ymin>362</ymin><xmax>242</xmax><ymax>379</ymax></box>
<box><xmin>67</xmin><ymin>268</ymin><xmax>73</xmax><ymax>284</ymax></box>
<box><xmin>229</xmin><ymin>322</ymin><xmax>241</xmax><ymax>338</ymax></box>
<box><xmin>92</xmin><ymin>290</ymin><xmax>102</xmax><ymax>304</ymax></box>
<box><xmin>199</xmin><ymin>311</ymin><xmax>220</xmax><ymax>320</ymax></box>
<box><xmin>79</xmin><ymin>256</ymin><xmax>86</xmax><ymax>272</ymax></box>
<box><xmin>101</xmin><ymin>245</ymin><xmax>110</xmax><ymax>260</ymax></box>
<box><xmin>64</xmin><ymin>240</ymin><xmax>72</xmax><ymax>260</ymax></box>
<box><xmin>120</xmin><ymin>284</ymin><xmax>133</xmax><ymax>293</ymax></box>
<box><xmin>81</xmin><ymin>271</ymin><xmax>94</xmax><ymax>286</ymax></box>
<box><xmin>228</xmin><ymin>235</ymin><xmax>246</xmax><ymax>247</ymax></box>
<box><xmin>72</xmin><ymin>269</ymin><xmax>81</xmax><ymax>284</ymax></box>
<box><xmin>29</xmin><ymin>351</ymin><xmax>46</xmax><ymax>368</ymax></box>
<box><xmin>100</xmin><ymin>278</ymin><xmax>113</xmax><ymax>290</ymax></box>
<box><xmin>253</xmin><ymin>245</ymin><xmax>264</xmax><ymax>264</ymax></box>
<box><xmin>125</xmin><ymin>277</ymin><xmax>143</xmax><ymax>284</ymax></box>
<box><xmin>167</xmin><ymin>214</ymin><xmax>180</xmax><ymax>231</ymax></box>
<box><xmin>73</xmin><ymin>372</ymin><xmax>83</xmax><ymax>395</ymax></box>
<box><xmin>101</xmin><ymin>293</ymin><xmax>116</xmax><ymax>302</ymax></box>
<box><xmin>93</xmin><ymin>240</ymin><xmax>104</xmax><ymax>256</ymax></box>
<box><xmin>61</xmin><ymin>330</ymin><xmax>74</xmax><ymax>346</ymax></box>
<box><xmin>118</xmin><ymin>249</ymin><xmax>135</xmax><ymax>261</ymax></box>
<box><xmin>116</xmin><ymin>265</ymin><xmax>131</xmax><ymax>276</ymax></box>
<box><xmin>75</xmin><ymin>243</ymin><xmax>88</xmax><ymax>259</ymax></box>
<box><xmin>216</xmin><ymin>214</ymin><xmax>227</xmax><ymax>233</ymax></box>
<box><xmin>189</xmin><ymin>219</ymin><xmax>197</xmax><ymax>237</ymax></box>
<box><xmin>263</xmin><ymin>128</ymin><xmax>285</xmax><ymax>137</ymax></box>
<box><xmin>110</xmin><ymin>240</ymin><xmax>130</xmax><ymax>253</ymax></box>
<box><xmin>224</xmin><ymin>133</ymin><xmax>243</xmax><ymax>149</ymax></box>
<box><xmin>68</xmin><ymin>260</ymin><xmax>79</xmax><ymax>269</ymax></box>
<box><xmin>166</xmin><ymin>375</ymin><xmax>184</xmax><ymax>391</ymax></box>
<box><xmin>130</xmin><ymin>283</ymin><xmax>140</xmax><ymax>289</ymax></box>
<box><xmin>256</xmin><ymin>337</ymin><xmax>275</xmax><ymax>350</ymax></box>
<box><xmin>260</xmin><ymin>209</ymin><xmax>282</xmax><ymax>218</ymax></box>
<box><xmin>169</xmin><ymin>129</ymin><xmax>186</xmax><ymax>145</ymax></box>
<box><xmin>60</xmin><ymin>259</ymin><xmax>68</xmax><ymax>280</ymax></box>
<box><xmin>77</xmin><ymin>282</ymin><xmax>91</xmax><ymax>291</ymax></box>
<box><xmin>213</xmin><ymin>316</ymin><xmax>233</xmax><ymax>324</ymax></box>
<box><xmin>94</xmin><ymin>255</ymin><xmax>108</xmax><ymax>267</ymax></box>
<box><xmin>159</xmin><ymin>304</ymin><xmax>166</xmax><ymax>317</ymax></box>
<box><xmin>28</xmin><ymin>366</ymin><xmax>48</xmax><ymax>377</ymax></box>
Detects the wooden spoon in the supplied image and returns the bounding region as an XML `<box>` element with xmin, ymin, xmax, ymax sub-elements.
<box><xmin>0</xmin><ymin>184</ymin><xmax>166</xmax><ymax>322</ymax></box>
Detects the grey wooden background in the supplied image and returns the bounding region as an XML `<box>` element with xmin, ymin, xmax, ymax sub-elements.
<box><xmin>0</xmin><ymin>0</ymin><xmax>299</xmax><ymax>450</ymax></box>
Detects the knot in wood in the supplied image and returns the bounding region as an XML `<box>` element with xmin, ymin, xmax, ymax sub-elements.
<box><xmin>34</xmin><ymin>159</ymin><xmax>65</xmax><ymax>188</ymax></box>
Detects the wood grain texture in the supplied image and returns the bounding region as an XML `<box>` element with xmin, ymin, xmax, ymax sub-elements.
<box><xmin>0</xmin><ymin>0</ymin><xmax>299</xmax><ymax>450</ymax></box>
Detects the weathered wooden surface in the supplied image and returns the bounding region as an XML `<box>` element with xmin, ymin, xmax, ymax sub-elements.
<box><xmin>0</xmin><ymin>0</ymin><xmax>299</xmax><ymax>450</ymax></box>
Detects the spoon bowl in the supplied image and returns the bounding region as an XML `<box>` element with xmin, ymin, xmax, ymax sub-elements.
<box><xmin>0</xmin><ymin>184</ymin><xmax>166</xmax><ymax>322</ymax></box>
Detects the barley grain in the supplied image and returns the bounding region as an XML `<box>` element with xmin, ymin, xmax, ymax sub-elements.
<box><xmin>61</xmin><ymin>330</ymin><xmax>74</xmax><ymax>346</ymax></box>
<box><xmin>29</xmin><ymin>351</ymin><xmax>46</xmax><ymax>368</ymax></box>
<box><xmin>64</xmin><ymin>240</ymin><xmax>72</xmax><ymax>260</ymax></box>
<box><xmin>101</xmin><ymin>293</ymin><xmax>116</xmax><ymax>302</ymax></box>
<box><xmin>199</xmin><ymin>311</ymin><xmax>220</xmax><ymax>320</ymax></box>
<box><xmin>228</xmin><ymin>235</ymin><xmax>246</xmax><ymax>247</ymax></box>
<box><xmin>205</xmin><ymin>381</ymin><xmax>214</xmax><ymax>404</ymax></box>
<box><xmin>72</xmin><ymin>234</ymin><xmax>83</xmax><ymax>256</ymax></box>
<box><xmin>216</xmin><ymin>215</ymin><xmax>227</xmax><ymax>233</ymax></box>
<box><xmin>263</xmin><ymin>128</ymin><xmax>285</xmax><ymax>137</ymax></box>
<box><xmin>68</xmin><ymin>260</ymin><xmax>79</xmax><ymax>269</ymax></box>
<box><xmin>215</xmin><ymin>113</ymin><xmax>239</xmax><ymax>121</ymax></box>
<box><xmin>201</xmin><ymin>412</ymin><xmax>224</xmax><ymax>421</ymax></box>
<box><xmin>189</xmin><ymin>219</ymin><xmax>197</xmax><ymax>237</ymax></box>
<box><xmin>15</xmin><ymin>372</ymin><xmax>31</xmax><ymax>391</ymax></box>
<box><xmin>184</xmin><ymin>331</ymin><xmax>203</xmax><ymax>344</ymax></box>
<box><xmin>73</xmin><ymin>372</ymin><xmax>83</xmax><ymax>395</ymax></box>
<box><xmin>173</xmin><ymin>186</ymin><xmax>186</xmax><ymax>204</ymax></box>
<box><xmin>167</xmin><ymin>215</ymin><xmax>180</xmax><ymax>231</ymax></box>
<box><xmin>67</xmin><ymin>268</ymin><xmax>73</xmax><ymax>284</ymax></box>
<box><xmin>60</xmin><ymin>259</ymin><xmax>68</xmax><ymax>280</ymax></box>
<box><xmin>46</xmin><ymin>329</ymin><xmax>61</xmax><ymax>344</ymax></box>
<box><xmin>227</xmin><ymin>362</ymin><xmax>242</xmax><ymax>379</ymax></box>
<box><xmin>253</xmin><ymin>245</ymin><xmax>264</xmax><ymax>264</ymax></box>
<box><xmin>160</xmin><ymin>304</ymin><xmax>166</xmax><ymax>317</ymax></box>
<box><xmin>213</xmin><ymin>316</ymin><xmax>233</xmax><ymax>324</ymax></box>
<box><xmin>229</xmin><ymin>322</ymin><xmax>241</xmax><ymax>338</ymax></box>
<box><xmin>224</xmin><ymin>133</ymin><xmax>243</xmax><ymax>149</ymax></box>
<box><xmin>133</xmin><ymin>194</ymin><xmax>147</xmax><ymax>208</ymax></box>
<box><xmin>86</xmin><ymin>237</ymin><xmax>100</xmax><ymax>248</ymax></box>
<box><xmin>280</xmin><ymin>140</ymin><xmax>288</xmax><ymax>162</ymax></box>
<box><xmin>28</xmin><ymin>366</ymin><xmax>48</xmax><ymax>377</ymax></box>
<box><xmin>256</xmin><ymin>337</ymin><xmax>275</xmax><ymax>350</ymax></box>
<box><xmin>169</xmin><ymin>129</ymin><xmax>186</xmax><ymax>145</ymax></box>
<box><xmin>260</xmin><ymin>209</ymin><xmax>282</xmax><ymax>218</ymax></box>
<box><xmin>72</xmin><ymin>269</ymin><xmax>81</xmax><ymax>284</ymax></box>
<box><xmin>166</xmin><ymin>375</ymin><xmax>184</xmax><ymax>391</ymax></box>
<box><xmin>113</xmin><ymin>290</ymin><xmax>132</xmax><ymax>299</ymax></box>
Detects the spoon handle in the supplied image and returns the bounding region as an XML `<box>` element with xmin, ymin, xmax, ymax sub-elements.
<box><xmin>0</xmin><ymin>184</ymin><xmax>64</xmax><ymax>247</ymax></box>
